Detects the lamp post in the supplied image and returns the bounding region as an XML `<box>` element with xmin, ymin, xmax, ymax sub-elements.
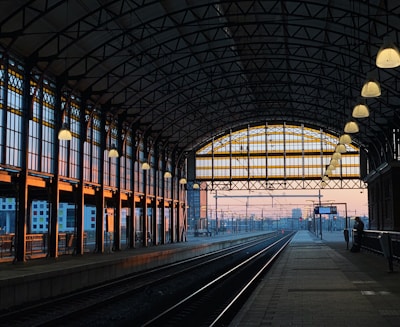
<box><xmin>215</xmin><ymin>189</ymin><xmax>218</xmax><ymax>235</ymax></box>
<box><xmin>318</xmin><ymin>189</ymin><xmax>322</xmax><ymax>240</ymax></box>
<box><xmin>306</xmin><ymin>200</ymin><xmax>316</xmax><ymax>235</ymax></box>
<box><xmin>245</xmin><ymin>196</ymin><xmax>249</xmax><ymax>232</ymax></box>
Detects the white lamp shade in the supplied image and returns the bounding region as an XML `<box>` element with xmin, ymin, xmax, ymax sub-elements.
<box><xmin>335</xmin><ymin>144</ymin><xmax>347</xmax><ymax>153</ymax></box>
<box><xmin>332</xmin><ymin>152</ymin><xmax>342</xmax><ymax>160</ymax></box>
<box><xmin>352</xmin><ymin>104</ymin><xmax>369</xmax><ymax>118</ymax></box>
<box><xmin>58</xmin><ymin>124</ymin><xmax>72</xmax><ymax>141</ymax></box>
<box><xmin>164</xmin><ymin>171</ymin><xmax>172</xmax><ymax>178</ymax></box>
<box><xmin>330</xmin><ymin>158</ymin><xmax>339</xmax><ymax>167</ymax></box>
<box><xmin>376</xmin><ymin>37</ymin><xmax>400</xmax><ymax>68</ymax></box>
<box><xmin>339</xmin><ymin>134</ymin><xmax>352</xmax><ymax>144</ymax></box>
<box><xmin>142</xmin><ymin>162</ymin><xmax>151</xmax><ymax>170</ymax></box>
<box><xmin>328</xmin><ymin>164</ymin><xmax>336</xmax><ymax>171</ymax></box>
<box><xmin>179</xmin><ymin>177</ymin><xmax>187</xmax><ymax>184</ymax></box>
<box><xmin>344</xmin><ymin>121</ymin><xmax>359</xmax><ymax>133</ymax></box>
<box><xmin>193</xmin><ymin>183</ymin><xmax>200</xmax><ymax>189</ymax></box>
<box><xmin>108</xmin><ymin>148</ymin><xmax>119</xmax><ymax>158</ymax></box>
<box><xmin>361</xmin><ymin>79</ymin><xmax>381</xmax><ymax>97</ymax></box>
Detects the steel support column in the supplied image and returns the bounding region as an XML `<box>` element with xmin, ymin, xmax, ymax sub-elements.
<box><xmin>15</xmin><ymin>64</ymin><xmax>31</xmax><ymax>262</ymax></box>
<box><xmin>75</xmin><ymin>99</ymin><xmax>87</xmax><ymax>256</ymax></box>
<box><xmin>95</xmin><ymin>111</ymin><xmax>106</xmax><ymax>253</ymax></box>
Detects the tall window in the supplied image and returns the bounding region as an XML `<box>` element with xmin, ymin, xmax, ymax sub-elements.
<box><xmin>29</xmin><ymin>78</ymin><xmax>56</xmax><ymax>174</ymax></box>
<box><xmin>41</xmin><ymin>83</ymin><xmax>55</xmax><ymax>174</ymax></box>
<box><xmin>121</xmin><ymin>132</ymin><xmax>133</xmax><ymax>191</ymax></box>
<box><xmin>69</xmin><ymin>103</ymin><xmax>80</xmax><ymax>179</ymax></box>
<box><xmin>108</xmin><ymin>125</ymin><xmax>118</xmax><ymax>187</ymax></box>
<box><xmin>6</xmin><ymin>62</ymin><xmax>23</xmax><ymax>168</ymax></box>
<box><xmin>83</xmin><ymin>112</ymin><xmax>101</xmax><ymax>184</ymax></box>
<box><xmin>0</xmin><ymin>60</ymin><xmax>4</xmax><ymax>164</ymax></box>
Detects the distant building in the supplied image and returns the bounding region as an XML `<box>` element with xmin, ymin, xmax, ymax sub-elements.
<box><xmin>292</xmin><ymin>208</ymin><xmax>302</xmax><ymax>219</ymax></box>
<box><xmin>0</xmin><ymin>199</ymin><xmax>127</xmax><ymax>234</ymax></box>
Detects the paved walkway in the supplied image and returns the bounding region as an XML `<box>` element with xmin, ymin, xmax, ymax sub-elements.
<box><xmin>230</xmin><ymin>230</ymin><xmax>400</xmax><ymax>327</ymax></box>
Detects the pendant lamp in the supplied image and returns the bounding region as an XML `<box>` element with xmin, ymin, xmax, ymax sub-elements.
<box><xmin>339</xmin><ymin>134</ymin><xmax>352</xmax><ymax>144</ymax></box>
<box><xmin>376</xmin><ymin>36</ymin><xmax>400</xmax><ymax>68</ymax></box>
<box><xmin>335</xmin><ymin>144</ymin><xmax>346</xmax><ymax>153</ymax></box>
<box><xmin>361</xmin><ymin>77</ymin><xmax>381</xmax><ymax>97</ymax></box>
<box><xmin>344</xmin><ymin>121</ymin><xmax>359</xmax><ymax>134</ymax></box>
<box><xmin>352</xmin><ymin>103</ymin><xmax>369</xmax><ymax>118</ymax></box>
<box><xmin>141</xmin><ymin>162</ymin><xmax>151</xmax><ymax>170</ymax></box>
<box><xmin>58</xmin><ymin>123</ymin><xmax>72</xmax><ymax>141</ymax></box>
<box><xmin>108</xmin><ymin>144</ymin><xmax>119</xmax><ymax>158</ymax></box>
<box><xmin>332</xmin><ymin>152</ymin><xmax>342</xmax><ymax>160</ymax></box>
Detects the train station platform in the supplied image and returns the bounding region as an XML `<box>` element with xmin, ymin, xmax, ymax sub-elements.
<box><xmin>0</xmin><ymin>230</ymin><xmax>270</xmax><ymax>312</ymax></box>
<box><xmin>230</xmin><ymin>230</ymin><xmax>400</xmax><ymax>327</ymax></box>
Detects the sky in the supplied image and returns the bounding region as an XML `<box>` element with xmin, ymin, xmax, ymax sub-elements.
<box><xmin>206</xmin><ymin>188</ymin><xmax>368</xmax><ymax>220</ymax></box>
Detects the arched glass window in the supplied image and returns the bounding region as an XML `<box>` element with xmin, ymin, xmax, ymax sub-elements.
<box><xmin>196</xmin><ymin>124</ymin><xmax>360</xmax><ymax>190</ymax></box>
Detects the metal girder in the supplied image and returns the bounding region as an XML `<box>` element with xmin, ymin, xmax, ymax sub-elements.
<box><xmin>196</xmin><ymin>179</ymin><xmax>367</xmax><ymax>191</ymax></box>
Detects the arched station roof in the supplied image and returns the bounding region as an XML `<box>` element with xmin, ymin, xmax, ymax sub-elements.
<box><xmin>1</xmin><ymin>1</ymin><xmax>399</xmax><ymax>171</ymax></box>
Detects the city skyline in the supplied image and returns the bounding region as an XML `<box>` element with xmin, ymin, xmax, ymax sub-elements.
<box><xmin>205</xmin><ymin>187</ymin><xmax>368</xmax><ymax>220</ymax></box>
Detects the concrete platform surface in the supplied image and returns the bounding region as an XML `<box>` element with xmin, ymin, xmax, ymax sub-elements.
<box><xmin>230</xmin><ymin>230</ymin><xmax>400</xmax><ymax>327</ymax></box>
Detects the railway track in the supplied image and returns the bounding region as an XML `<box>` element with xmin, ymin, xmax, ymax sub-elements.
<box><xmin>0</xmin><ymin>232</ymin><xmax>293</xmax><ymax>327</ymax></box>
<box><xmin>141</xmin><ymin>233</ymin><xmax>293</xmax><ymax>326</ymax></box>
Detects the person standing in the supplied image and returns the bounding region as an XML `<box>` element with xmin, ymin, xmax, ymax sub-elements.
<box><xmin>352</xmin><ymin>216</ymin><xmax>364</xmax><ymax>252</ymax></box>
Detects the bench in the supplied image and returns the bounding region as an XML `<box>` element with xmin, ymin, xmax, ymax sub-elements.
<box><xmin>194</xmin><ymin>229</ymin><xmax>212</xmax><ymax>237</ymax></box>
<box><xmin>0</xmin><ymin>235</ymin><xmax>14</xmax><ymax>258</ymax></box>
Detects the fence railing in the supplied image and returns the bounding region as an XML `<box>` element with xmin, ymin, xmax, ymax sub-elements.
<box><xmin>358</xmin><ymin>229</ymin><xmax>400</xmax><ymax>271</ymax></box>
<box><xmin>0</xmin><ymin>232</ymin><xmax>89</xmax><ymax>259</ymax></box>
<box><xmin>0</xmin><ymin>234</ymin><xmax>14</xmax><ymax>258</ymax></box>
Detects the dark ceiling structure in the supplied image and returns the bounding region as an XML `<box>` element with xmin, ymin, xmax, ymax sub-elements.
<box><xmin>1</xmin><ymin>0</ymin><xmax>399</xmax><ymax>171</ymax></box>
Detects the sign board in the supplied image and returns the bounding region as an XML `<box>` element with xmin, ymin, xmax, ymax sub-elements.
<box><xmin>314</xmin><ymin>206</ymin><xmax>337</xmax><ymax>214</ymax></box>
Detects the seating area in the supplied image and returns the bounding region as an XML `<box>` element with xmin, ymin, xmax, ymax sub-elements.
<box><xmin>0</xmin><ymin>232</ymin><xmax>89</xmax><ymax>260</ymax></box>
<box><xmin>0</xmin><ymin>234</ymin><xmax>14</xmax><ymax>258</ymax></box>
<box><xmin>194</xmin><ymin>229</ymin><xmax>212</xmax><ymax>237</ymax></box>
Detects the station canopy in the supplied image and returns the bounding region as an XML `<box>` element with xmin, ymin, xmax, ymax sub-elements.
<box><xmin>1</xmin><ymin>1</ymin><xmax>399</xmax><ymax>180</ymax></box>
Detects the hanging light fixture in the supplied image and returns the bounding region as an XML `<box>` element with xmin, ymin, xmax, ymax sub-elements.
<box><xmin>344</xmin><ymin>121</ymin><xmax>359</xmax><ymax>133</ymax></box>
<box><xmin>339</xmin><ymin>134</ymin><xmax>352</xmax><ymax>144</ymax></box>
<box><xmin>192</xmin><ymin>182</ymin><xmax>200</xmax><ymax>189</ymax></box>
<box><xmin>330</xmin><ymin>158</ymin><xmax>339</xmax><ymax>167</ymax></box>
<box><xmin>326</xmin><ymin>168</ymin><xmax>333</xmax><ymax>176</ymax></box>
<box><xmin>58</xmin><ymin>123</ymin><xmax>72</xmax><ymax>141</ymax></box>
<box><xmin>179</xmin><ymin>177</ymin><xmax>187</xmax><ymax>184</ymax></box>
<box><xmin>376</xmin><ymin>36</ymin><xmax>400</xmax><ymax>68</ymax></box>
<box><xmin>335</xmin><ymin>144</ymin><xmax>347</xmax><ymax>154</ymax></box>
<box><xmin>361</xmin><ymin>75</ymin><xmax>381</xmax><ymax>97</ymax></box>
<box><xmin>352</xmin><ymin>103</ymin><xmax>369</xmax><ymax>118</ymax></box>
<box><xmin>108</xmin><ymin>144</ymin><xmax>119</xmax><ymax>158</ymax></box>
<box><xmin>141</xmin><ymin>162</ymin><xmax>151</xmax><ymax>170</ymax></box>
<box><xmin>332</xmin><ymin>152</ymin><xmax>342</xmax><ymax>160</ymax></box>
<box><xmin>164</xmin><ymin>171</ymin><xmax>172</xmax><ymax>178</ymax></box>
